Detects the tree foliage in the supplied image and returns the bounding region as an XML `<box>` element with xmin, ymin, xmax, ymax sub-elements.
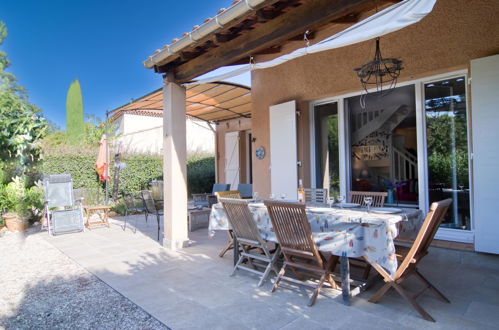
<box><xmin>0</xmin><ymin>22</ymin><xmax>24</xmax><ymax>94</ymax></box>
<box><xmin>426</xmin><ymin>111</ymin><xmax>469</xmax><ymax>187</ymax></box>
<box><xmin>0</xmin><ymin>21</ymin><xmax>48</xmax><ymax>177</ymax></box>
<box><xmin>66</xmin><ymin>79</ymin><xmax>85</xmax><ymax>144</ymax></box>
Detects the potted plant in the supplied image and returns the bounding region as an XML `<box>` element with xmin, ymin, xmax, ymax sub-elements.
<box><xmin>0</xmin><ymin>177</ymin><xmax>44</xmax><ymax>232</ymax></box>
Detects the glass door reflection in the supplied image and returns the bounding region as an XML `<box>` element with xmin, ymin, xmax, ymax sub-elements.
<box><xmin>425</xmin><ymin>77</ymin><xmax>471</xmax><ymax>230</ymax></box>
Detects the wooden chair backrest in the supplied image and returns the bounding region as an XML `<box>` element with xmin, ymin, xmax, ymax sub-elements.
<box><xmin>219</xmin><ymin>198</ymin><xmax>263</xmax><ymax>244</ymax></box>
<box><xmin>349</xmin><ymin>191</ymin><xmax>387</xmax><ymax>207</ymax></box>
<box><xmin>395</xmin><ymin>199</ymin><xmax>452</xmax><ymax>279</ymax></box>
<box><xmin>304</xmin><ymin>188</ymin><xmax>328</xmax><ymax>204</ymax></box>
<box><xmin>217</xmin><ymin>190</ymin><xmax>241</xmax><ymax>199</ymax></box>
<box><xmin>264</xmin><ymin>200</ymin><xmax>323</xmax><ymax>265</ymax></box>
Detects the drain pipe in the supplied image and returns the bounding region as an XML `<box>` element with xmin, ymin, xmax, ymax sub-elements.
<box><xmin>144</xmin><ymin>0</ymin><xmax>272</xmax><ymax>69</ymax></box>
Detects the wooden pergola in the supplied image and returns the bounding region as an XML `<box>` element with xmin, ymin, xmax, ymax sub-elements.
<box><xmin>110</xmin><ymin>82</ymin><xmax>251</xmax><ymax>123</ymax></box>
<box><xmin>144</xmin><ymin>0</ymin><xmax>399</xmax><ymax>250</ymax></box>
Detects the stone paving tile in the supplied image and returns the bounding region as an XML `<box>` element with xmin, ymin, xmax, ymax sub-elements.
<box><xmin>150</xmin><ymin>299</ymin><xmax>250</xmax><ymax>330</ymax></box>
<box><xmin>215</xmin><ymin>296</ymin><xmax>300</xmax><ymax>330</ymax></box>
<box><xmin>463</xmin><ymin>301</ymin><xmax>499</xmax><ymax>328</ymax></box>
<box><xmin>38</xmin><ymin>215</ymin><xmax>499</xmax><ymax>330</ymax></box>
<box><xmin>399</xmin><ymin>309</ymin><xmax>497</xmax><ymax>330</ymax></box>
<box><xmin>278</xmin><ymin>316</ymin><xmax>332</xmax><ymax>330</ymax></box>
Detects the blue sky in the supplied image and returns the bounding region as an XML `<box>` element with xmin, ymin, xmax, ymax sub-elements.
<box><xmin>1</xmin><ymin>0</ymin><xmax>250</xmax><ymax>129</ymax></box>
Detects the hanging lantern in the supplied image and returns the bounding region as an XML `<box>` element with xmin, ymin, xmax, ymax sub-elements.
<box><xmin>354</xmin><ymin>37</ymin><xmax>403</xmax><ymax>95</ymax></box>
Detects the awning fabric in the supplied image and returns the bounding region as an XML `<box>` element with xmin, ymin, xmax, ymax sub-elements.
<box><xmin>110</xmin><ymin>82</ymin><xmax>251</xmax><ymax>123</ymax></box>
<box><xmin>189</xmin><ymin>0</ymin><xmax>436</xmax><ymax>85</ymax></box>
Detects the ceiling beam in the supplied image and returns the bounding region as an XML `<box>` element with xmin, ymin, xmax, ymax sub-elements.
<box><xmin>288</xmin><ymin>30</ymin><xmax>316</xmax><ymax>41</ymax></box>
<box><xmin>331</xmin><ymin>13</ymin><xmax>360</xmax><ymax>24</ymax></box>
<box><xmin>167</xmin><ymin>0</ymin><xmax>384</xmax><ymax>82</ymax></box>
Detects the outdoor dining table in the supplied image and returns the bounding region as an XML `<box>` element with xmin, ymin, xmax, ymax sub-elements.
<box><xmin>209</xmin><ymin>201</ymin><xmax>424</xmax><ymax>305</ymax></box>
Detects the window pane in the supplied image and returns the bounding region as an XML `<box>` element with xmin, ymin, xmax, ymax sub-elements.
<box><xmin>425</xmin><ymin>77</ymin><xmax>470</xmax><ymax>230</ymax></box>
<box><xmin>346</xmin><ymin>85</ymin><xmax>418</xmax><ymax>206</ymax></box>
<box><xmin>314</xmin><ymin>102</ymin><xmax>340</xmax><ymax>195</ymax></box>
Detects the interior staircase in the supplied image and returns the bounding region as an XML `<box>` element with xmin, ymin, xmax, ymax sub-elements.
<box><xmin>351</xmin><ymin>104</ymin><xmax>418</xmax><ymax>183</ymax></box>
<box><xmin>351</xmin><ymin>104</ymin><xmax>410</xmax><ymax>145</ymax></box>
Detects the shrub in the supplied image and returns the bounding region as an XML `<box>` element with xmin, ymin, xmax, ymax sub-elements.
<box><xmin>0</xmin><ymin>176</ymin><xmax>44</xmax><ymax>222</ymax></box>
<box><xmin>117</xmin><ymin>155</ymin><xmax>163</xmax><ymax>194</ymax></box>
<box><xmin>187</xmin><ymin>156</ymin><xmax>215</xmax><ymax>195</ymax></box>
<box><xmin>39</xmin><ymin>150</ymin><xmax>163</xmax><ymax>194</ymax></box>
<box><xmin>111</xmin><ymin>202</ymin><xmax>127</xmax><ymax>216</ymax></box>
<box><xmin>40</xmin><ymin>153</ymin><xmax>101</xmax><ymax>189</ymax></box>
<box><xmin>38</xmin><ymin>146</ymin><xmax>214</xmax><ymax>198</ymax></box>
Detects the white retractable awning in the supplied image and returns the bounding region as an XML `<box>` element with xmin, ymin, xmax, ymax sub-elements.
<box><xmin>190</xmin><ymin>0</ymin><xmax>436</xmax><ymax>85</ymax></box>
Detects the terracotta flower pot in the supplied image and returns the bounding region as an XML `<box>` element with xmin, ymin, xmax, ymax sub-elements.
<box><xmin>2</xmin><ymin>214</ymin><xmax>28</xmax><ymax>232</ymax></box>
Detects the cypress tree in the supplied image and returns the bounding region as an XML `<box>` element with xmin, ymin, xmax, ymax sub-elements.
<box><xmin>66</xmin><ymin>79</ymin><xmax>84</xmax><ymax>144</ymax></box>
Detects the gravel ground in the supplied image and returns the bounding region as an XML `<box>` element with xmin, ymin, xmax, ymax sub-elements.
<box><xmin>0</xmin><ymin>227</ymin><xmax>169</xmax><ymax>330</ymax></box>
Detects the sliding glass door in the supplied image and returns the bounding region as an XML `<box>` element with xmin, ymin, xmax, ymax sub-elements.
<box><xmin>311</xmin><ymin>72</ymin><xmax>472</xmax><ymax>240</ymax></box>
<box><xmin>345</xmin><ymin>85</ymin><xmax>418</xmax><ymax>206</ymax></box>
<box><xmin>424</xmin><ymin>77</ymin><xmax>471</xmax><ymax>230</ymax></box>
<box><xmin>313</xmin><ymin>102</ymin><xmax>340</xmax><ymax>196</ymax></box>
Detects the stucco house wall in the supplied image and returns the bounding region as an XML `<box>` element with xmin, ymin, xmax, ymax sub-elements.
<box><xmin>113</xmin><ymin>113</ymin><xmax>215</xmax><ymax>156</ymax></box>
<box><xmin>249</xmin><ymin>0</ymin><xmax>499</xmax><ymax>197</ymax></box>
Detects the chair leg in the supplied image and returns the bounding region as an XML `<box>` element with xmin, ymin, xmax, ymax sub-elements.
<box><xmin>218</xmin><ymin>231</ymin><xmax>234</xmax><ymax>257</ymax></box>
<box><xmin>271</xmin><ymin>265</ymin><xmax>286</xmax><ymax>293</ymax></box>
<box><xmin>325</xmin><ymin>256</ymin><xmax>339</xmax><ymax>290</ymax></box>
<box><xmin>122</xmin><ymin>210</ymin><xmax>128</xmax><ymax>231</ymax></box>
<box><xmin>231</xmin><ymin>254</ymin><xmax>246</xmax><ymax>276</ymax></box>
<box><xmin>144</xmin><ymin>211</ymin><xmax>148</xmax><ymax>223</ymax></box>
<box><xmin>133</xmin><ymin>212</ymin><xmax>138</xmax><ymax>233</ymax></box>
<box><xmin>156</xmin><ymin>213</ymin><xmax>160</xmax><ymax>241</ymax></box>
<box><xmin>270</xmin><ymin>246</ymin><xmax>281</xmax><ymax>275</ymax></box>
<box><xmin>256</xmin><ymin>246</ymin><xmax>281</xmax><ymax>287</ymax></box>
<box><xmin>258</xmin><ymin>260</ymin><xmax>273</xmax><ymax>287</ymax></box>
<box><xmin>362</xmin><ymin>264</ymin><xmax>372</xmax><ymax>280</ymax></box>
<box><xmin>414</xmin><ymin>269</ymin><xmax>450</xmax><ymax>303</ymax></box>
<box><xmin>309</xmin><ymin>272</ymin><xmax>327</xmax><ymax>306</ymax></box>
<box><xmin>241</xmin><ymin>245</ymin><xmax>257</xmax><ymax>270</ymax></box>
<box><xmin>392</xmin><ymin>283</ymin><xmax>436</xmax><ymax>322</ymax></box>
<box><xmin>368</xmin><ymin>282</ymin><xmax>393</xmax><ymax>303</ymax></box>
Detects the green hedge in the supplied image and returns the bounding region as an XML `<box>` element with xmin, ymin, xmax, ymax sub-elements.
<box><xmin>187</xmin><ymin>156</ymin><xmax>215</xmax><ymax>195</ymax></box>
<box><xmin>40</xmin><ymin>153</ymin><xmax>163</xmax><ymax>194</ymax></box>
<box><xmin>40</xmin><ymin>154</ymin><xmax>101</xmax><ymax>189</ymax></box>
<box><xmin>39</xmin><ymin>151</ymin><xmax>214</xmax><ymax>197</ymax></box>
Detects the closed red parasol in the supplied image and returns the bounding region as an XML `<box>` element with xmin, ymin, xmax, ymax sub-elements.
<box><xmin>95</xmin><ymin>134</ymin><xmax>108</xmax><ymax>182</ymax></box>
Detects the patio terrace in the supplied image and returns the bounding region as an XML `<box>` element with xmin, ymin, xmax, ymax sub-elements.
<box><xmin>40</xmin><ymin>215</ymin><xmax>499</xmax><ymax>329</ymax></box>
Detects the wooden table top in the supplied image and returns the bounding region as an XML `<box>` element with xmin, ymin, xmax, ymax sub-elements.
<box><xmin>83</xmin><ymin>205</ymin><xmax>111</xmax><ymax>210</ymax></box>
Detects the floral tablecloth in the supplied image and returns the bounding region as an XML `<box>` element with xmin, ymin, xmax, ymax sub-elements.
<box><xmin>209</xmin><ymin>203</ymin><xmax>423</xmax><ymax>278</ymax></box>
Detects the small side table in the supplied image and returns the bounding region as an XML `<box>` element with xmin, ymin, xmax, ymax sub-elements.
<box><xmin>188</xmin><ymin>208</ymin><xmax>211</xmax><ymax>232</ymax></box>
<box><xmin>84</xmin><ymin>205</ymin><xmax>111</xmax><ymax>229</ymax></box>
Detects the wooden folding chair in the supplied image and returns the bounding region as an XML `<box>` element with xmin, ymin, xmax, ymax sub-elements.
<box><xmin>217</xmin><ymin>190</ymin><xmax>241</xmax><ymax>257</ymax></box>
<box><xmin>349</xmin><ymin>191</ymin><xmax>387</xmax><ymax>207</ymax></box>
<box><xmin>367</xmin><ymin>199</ymin><xmax>452</xmax><ymax>322</ymax></box>
<box><xmin>217</xmin><ymin>190</ymin><xmax>241</xmax><ymax>199</ymax></box>
<box><xmin>264</xmin><ymin>200</ymin><xmax>339</xmax><ymax>306</ymax></box>
<box><xmin>220</xmin><ymin>198</ymin><xmax>280</xmax><ymax>286</ymax></box>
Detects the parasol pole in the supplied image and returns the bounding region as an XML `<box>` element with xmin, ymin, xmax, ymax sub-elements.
<box><xmin>105</xmin><ymin>110</ymin><xmax>109</xmax><ymax>206</ymax></box>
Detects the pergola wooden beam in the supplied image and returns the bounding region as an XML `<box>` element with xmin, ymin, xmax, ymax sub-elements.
<box><xmin>163</xmin><ymin>0</ymin><xmax>386</xmax><ymax>82</ymax></box>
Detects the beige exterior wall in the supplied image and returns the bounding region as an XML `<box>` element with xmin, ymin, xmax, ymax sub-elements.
<box><xmin>113</xmin><ymin>114</ymin><xmax>215</xmax><ymax>156</ymax></box>
<box><xmin>250</xmin><ymin>0</ymin><xmax>499</xmax><ymax>197</ymax></box>
<box><xmin>115</xmin><ymin>114</ymin><xmax>163</xmax><ymax>154</ymax></box>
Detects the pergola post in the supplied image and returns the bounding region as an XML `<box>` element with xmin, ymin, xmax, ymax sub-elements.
<box><xmin>162</xmin><ymin>75</ymin><xmax>189</xmax><ymax>250</ymax></box>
